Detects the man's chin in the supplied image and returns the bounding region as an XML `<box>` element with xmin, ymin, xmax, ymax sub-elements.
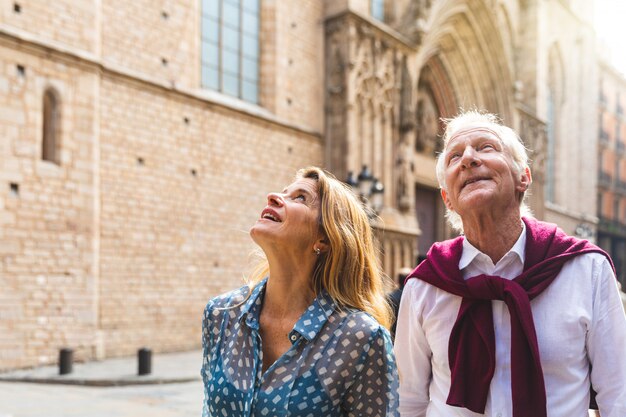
<box><xmin>456</xmin><ymin>191</ymin><xmax>496</xmax><ymax>210</ymax></box>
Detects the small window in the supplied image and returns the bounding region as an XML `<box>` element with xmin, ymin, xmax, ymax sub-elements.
<box><xmin>42</xmin><ymin>88</ymin><xmax>60</xmax><ymax>164</ymax></box>
<box><xmin>371</xmin><ymin>0</ymin><xmax>385</xmax><ymax>21</ymax></box>
<box><xmin>201</xmin><ymin>0</ymin><xmax>260</xmax><ymax>104</ymax></box>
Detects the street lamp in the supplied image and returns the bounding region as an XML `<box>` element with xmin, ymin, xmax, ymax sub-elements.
<box><xmin>357</xmin><ymin>165</ymin><xmax>374</xmax><ymax>198</ymax></box>
<box><xmin>346</xmin><ymin>165</ymin><xmax>385</xmax><ymax>216</ymax></box>
<box><xmin>370</xmin><ymin>177</ymin><xmax>384</xmax><ymax>214</ymax></box>
<box><xmin>574</xmin><ymin>222</ymin><xmax>594</xmax><ymax>240</ymax></box>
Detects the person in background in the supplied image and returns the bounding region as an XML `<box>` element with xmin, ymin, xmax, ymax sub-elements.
<box><xmin>395</xmin><ymin>110</ymin><xmax>626</xmax><ymax>417</ymax></box>
<box><xmin>202</xmin><ymin>166</ymin><xmax>399</xmax><ymax>416</ymax></box>
<box><xmin>389</xmin><ymin>266</ymin><xmax>420</xmax><ymax>342</ymax></box>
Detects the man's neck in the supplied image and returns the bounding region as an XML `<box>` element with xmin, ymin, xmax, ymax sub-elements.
<box><xmin>463</xmin><ymin>214</ymin><xmax>524</xmax><ymax>264</ymax></box>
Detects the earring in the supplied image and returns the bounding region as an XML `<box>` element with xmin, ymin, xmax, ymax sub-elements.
<box><xmin>314</xmin><ymin>247</ymin><xmax>321</xmax><ymax>256</ymax></box>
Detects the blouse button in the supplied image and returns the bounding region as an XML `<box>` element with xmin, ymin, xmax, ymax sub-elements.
<box><xmin>290</xmin><ymin>334</ymin><xmax>297</xmax><ymax>342</ymax></box>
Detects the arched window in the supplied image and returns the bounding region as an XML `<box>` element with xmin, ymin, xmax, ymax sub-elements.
<box><xmin>42</xmin><ymin>88</ymin><xmax>60</xmax><ymax>164</ymax></box>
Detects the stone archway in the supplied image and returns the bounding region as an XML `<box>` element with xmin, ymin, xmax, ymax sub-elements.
<box><xmin>411</xmin><ymin>0</ymin><xmax>518</xmax><ymax>247</ymax></box>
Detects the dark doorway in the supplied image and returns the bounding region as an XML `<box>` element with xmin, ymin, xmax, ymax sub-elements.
<box><xmin>415</xmin><ymin>185</ymin><xmax>440</xmax><ymax>257</ymax></box>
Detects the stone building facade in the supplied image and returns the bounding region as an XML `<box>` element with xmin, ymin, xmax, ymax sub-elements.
<box><xmin>0</xmin><ymin>0</ymin><xmax>601</xmax><ymax>370</ymax></box>
<box><xmin>597</xmin><ymin>60</ymin><xmax>626</xmax><ymax>288</ymax></box>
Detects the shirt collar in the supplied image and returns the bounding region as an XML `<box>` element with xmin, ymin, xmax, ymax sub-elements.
<box><xmin>237</xmin><ymin>277</ymin><xmax>337</xmax><ymax>342</ymax></box>
<box><xmin>290</xmin><ymin>290</ymin><xmax>336</xmax><ymax>342</ymax></box>
<box><xmin>459</xmin><ymin>221</ymin><xmax>526</xmax><ymax>270</ymax></box>
<box><xmin>237</xmin><ymin>277</ymin><xmax>267</xmax><ymax>330</ymax></box>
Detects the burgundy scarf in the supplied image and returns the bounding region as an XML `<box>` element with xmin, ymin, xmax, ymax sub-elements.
<box><xmin>407</xmin><ymin>217</ymin><xmax>613</xmax><ymax>417</ymax></box>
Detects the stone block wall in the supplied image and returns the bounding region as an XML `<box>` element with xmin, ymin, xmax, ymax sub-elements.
<box><xmin>0</xmin><ymin>43</ymin><xmax>98</xmax><ymax>370</ymax></box>
<box><xmin>271</xmin><ymin>0</ymin><xmax>325</xmax><ymax>131</ymax></box>
<box><xmin>0</xmin><ymin>0</ymin><xmax>324</xmax><ymax>368</ymax></box>
<box><xmin>540</xmin><ymin>0</ymin><xmax>599</xmax><ymax>233</ymax></box>
<box><xmin>98</xmin><ymin>76</ymin><xmax>322</xmax><ymax>358</ymax></box>
<box><xmin>1</xmin><ymin>0</ymin><xmax>98</xmax><ymax>53</ymax></box>
<box><xmin>101</xmin><ymin>0</ymin><xmax>199</xmax><ymax>89</ymax></box>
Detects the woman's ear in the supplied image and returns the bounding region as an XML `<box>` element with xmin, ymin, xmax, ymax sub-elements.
<box><xmin>315</xmin><ymin>236</ymin><xmax>330</xmax><ymax>254</ymax></box>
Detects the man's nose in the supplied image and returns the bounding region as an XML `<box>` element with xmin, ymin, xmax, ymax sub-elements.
<box><xmin>460</xmin><ymin>146</ymin><xmax>481</xmax><ymax>168</ymax></box>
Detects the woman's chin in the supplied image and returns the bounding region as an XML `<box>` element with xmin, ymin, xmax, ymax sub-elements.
<box><xmin>249</xmin><ymin>225</ymin><xmax>277</xmax><ymax>246</ymax></box>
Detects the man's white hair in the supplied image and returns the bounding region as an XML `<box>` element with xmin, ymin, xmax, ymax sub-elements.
<box><xmin>435</xmin><ymin>110</ymin><xmax>532</xmax><ymax>233</ymax></box>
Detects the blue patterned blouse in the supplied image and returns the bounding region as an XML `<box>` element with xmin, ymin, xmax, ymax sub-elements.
<box><xmin>201</xmin><ymin>278</ymin><xmax>399</xmax><ymax>416</ymax></box>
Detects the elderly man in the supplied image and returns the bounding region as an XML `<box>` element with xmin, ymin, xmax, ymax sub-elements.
<box><xmin>394</xmin><ymin>111</ymin><xmax>626</xmax><ymax>417</ymax></box>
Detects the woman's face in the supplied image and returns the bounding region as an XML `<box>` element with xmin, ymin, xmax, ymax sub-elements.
<box><xmin>250</xmin><ymin>178</ymin><xmax>323</xmax><ymax>252</ymax></box>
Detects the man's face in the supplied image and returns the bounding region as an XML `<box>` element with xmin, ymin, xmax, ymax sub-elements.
<box><xmin>440</xmin><ymin>125</ymin><xmax>531</xmax><ymax>218</ymax></box>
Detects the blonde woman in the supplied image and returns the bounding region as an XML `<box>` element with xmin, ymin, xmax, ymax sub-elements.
<box><xmin>201</xmin><ymin>167</ymin><xmax>399</xmax><ymax>416</ymax></box>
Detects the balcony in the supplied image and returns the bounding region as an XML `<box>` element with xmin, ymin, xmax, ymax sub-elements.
<box><xmin>599</xmin><ymin>171</ymin><xmax>613</xmax><ymax>188</ymax></box>
<box><xmin>600</xmin><ymin>92</ymin><xmax>608</xmax><ymax>106</ymax></box>
<box><xmin>599</xmin><ymin>216</ymin><xmax>626</xmax><ymax>237</ymax></box>
<box><xmin>600</xmin><ymin>128</ymin><xmax>610</xmax><ymax>146</ymax></box>
<box><xmin>617</xmin><ymin>180</ymin><xmax>626</xmax><ymax>194</ymax></box>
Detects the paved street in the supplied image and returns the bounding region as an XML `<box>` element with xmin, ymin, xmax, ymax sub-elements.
<box><xmin>0</xmin><ymin>380</ymin><xmax>203</xmax><ymax>417</ymax></box>
<box><xmin>0</xmin><ymin>348</ymin><xmax>603</xmax><ymax>416</ymax></box>
<box><xmin>0</xmin><ymin>350</ymin><xmax>204</xmax><ymax>417</ymax></box>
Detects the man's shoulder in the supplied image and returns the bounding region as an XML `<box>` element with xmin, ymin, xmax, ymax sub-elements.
<box><xmin>562</xmin><ymin>250</ymin><xmax>612</xmax><ymax>269</ymax></box>
<box><xmin>402</xmin><ymin>277</ymin><xmax>448</xmax><ymax>297</ymax></box>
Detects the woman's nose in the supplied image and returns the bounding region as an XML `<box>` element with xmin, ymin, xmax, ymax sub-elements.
<box><xmin>267</xmin><ymin>192</ymin><xmax>284</xmax><ymax>206</ymax></box>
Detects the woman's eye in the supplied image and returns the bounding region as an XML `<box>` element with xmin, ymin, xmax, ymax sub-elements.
<box><xmin>295</xmin><ymin>194</ymin><xmax>305</xmax><ymax>201</ymax></box>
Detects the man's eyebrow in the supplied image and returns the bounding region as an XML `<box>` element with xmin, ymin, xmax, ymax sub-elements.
<box><xmin>447</xmin><ymin>134</ymin><xmax>500</xmax><ymax>148</ymax></box>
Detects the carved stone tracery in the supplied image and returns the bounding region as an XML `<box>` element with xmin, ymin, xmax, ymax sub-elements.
<box><xmin>397</xmin><ymin>58</ymin><xmax>415</xmax><ymax>211</ymax></box>
<box><xmin>518</xmin><ymin>107</ymin><xmax>548</xmax><ymax>219</ymax></box>
<box><xmin>325</xmin><ymin>13</ymin><xmax>420</xmax><ymax>278</ymax></box>
<box><xmin>394</xmin><ymin>0</ymin><xmax>434</xmax><ymax>46</ymax></box>
<box><xmin>415</xmin><ymin>85</ymin><xmax>441</xmax><ymax>156</ymax></box>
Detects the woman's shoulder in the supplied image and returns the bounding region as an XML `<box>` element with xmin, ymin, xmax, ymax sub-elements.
<box><xmin>336</xmin><ymin>308</ymin><xmax>391</xmax><ymax>342</ymax></box>
<box><xmin>204</xmin><ymin>283</ymin><xmax>253</xmax><ymax>316</ymax></box>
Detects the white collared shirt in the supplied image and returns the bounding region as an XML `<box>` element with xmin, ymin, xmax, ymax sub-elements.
<box><xmin>395</xmin><ymin>224</ymin><xmax>626</xmax><ymax>417</ymax></box>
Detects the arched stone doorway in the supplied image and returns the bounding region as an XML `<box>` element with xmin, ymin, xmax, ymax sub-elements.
<box><xmin>411</xmin><ymin>0</ymin><xmax>517</xmax><ymax>252</ymax></box>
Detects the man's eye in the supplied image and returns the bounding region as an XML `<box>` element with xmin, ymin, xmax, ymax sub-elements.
<box><xmin>481</xmin><ymin>144</ymin><xmax>495</xmax><ymax>150</ymax></box>
<box><xmin>447</xmin><ymin>153</ymin><xmax>460</xmax><ymax>164</ymax></box>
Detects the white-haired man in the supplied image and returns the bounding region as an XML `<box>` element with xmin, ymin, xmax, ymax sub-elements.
<box><xmin>395</xmin><ymin>111</ymin><xmax>626</xmax><ymax>417</ymax></box>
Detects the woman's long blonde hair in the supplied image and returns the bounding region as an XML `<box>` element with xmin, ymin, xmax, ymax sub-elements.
<box><xmin>247</xmin><ymin>167</ymin><xmax>392</xmax><ymax>329</ymax></box>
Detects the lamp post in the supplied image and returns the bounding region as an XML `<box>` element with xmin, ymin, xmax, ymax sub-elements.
<box><xmin>346</xmin><ymin>165</ymin><xmax>385</xmax><ymax>216</ymax></box>
<box><xmin>574</xmin><ymin>222</ymin><xmax>594</xmax><ymax>240</ymax></box>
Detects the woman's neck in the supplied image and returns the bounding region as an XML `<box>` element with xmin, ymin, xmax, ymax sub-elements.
<box><xmin>262</xmin><ymin>254</ymin><xmax>317</xmax><ymax>319</ymax></box>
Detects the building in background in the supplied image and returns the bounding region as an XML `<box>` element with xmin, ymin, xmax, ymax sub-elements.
<box><xmin>0</xmin><ymin>0</ymin><xmax>608</xmax><ymax>370</ymax></box>
<box><xmin>597</xmin><ymin>60</ymin><xmax>626</xmax><ymax>288</ymax></box>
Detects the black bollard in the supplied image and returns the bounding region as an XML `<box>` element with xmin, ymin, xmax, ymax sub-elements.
<box><xmin>59</xmin><ymin>348</ymin><xmax>73</xmax><ymax>375</ymax></box>
<box><xmin>138</xmin><ymin>347</ymin><xmax>152</xmax><ymax>375</ymax></box>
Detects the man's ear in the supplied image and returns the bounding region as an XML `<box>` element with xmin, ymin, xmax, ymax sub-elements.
<box><xmin>441</xmin><ymin>189</ymin><xmax>454</xmax><ymax>211</ymax></box>
<box><xmin>516</xmin><ymin>167</ymin><xmax>532</xmax><ymax>193</ymax></box>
